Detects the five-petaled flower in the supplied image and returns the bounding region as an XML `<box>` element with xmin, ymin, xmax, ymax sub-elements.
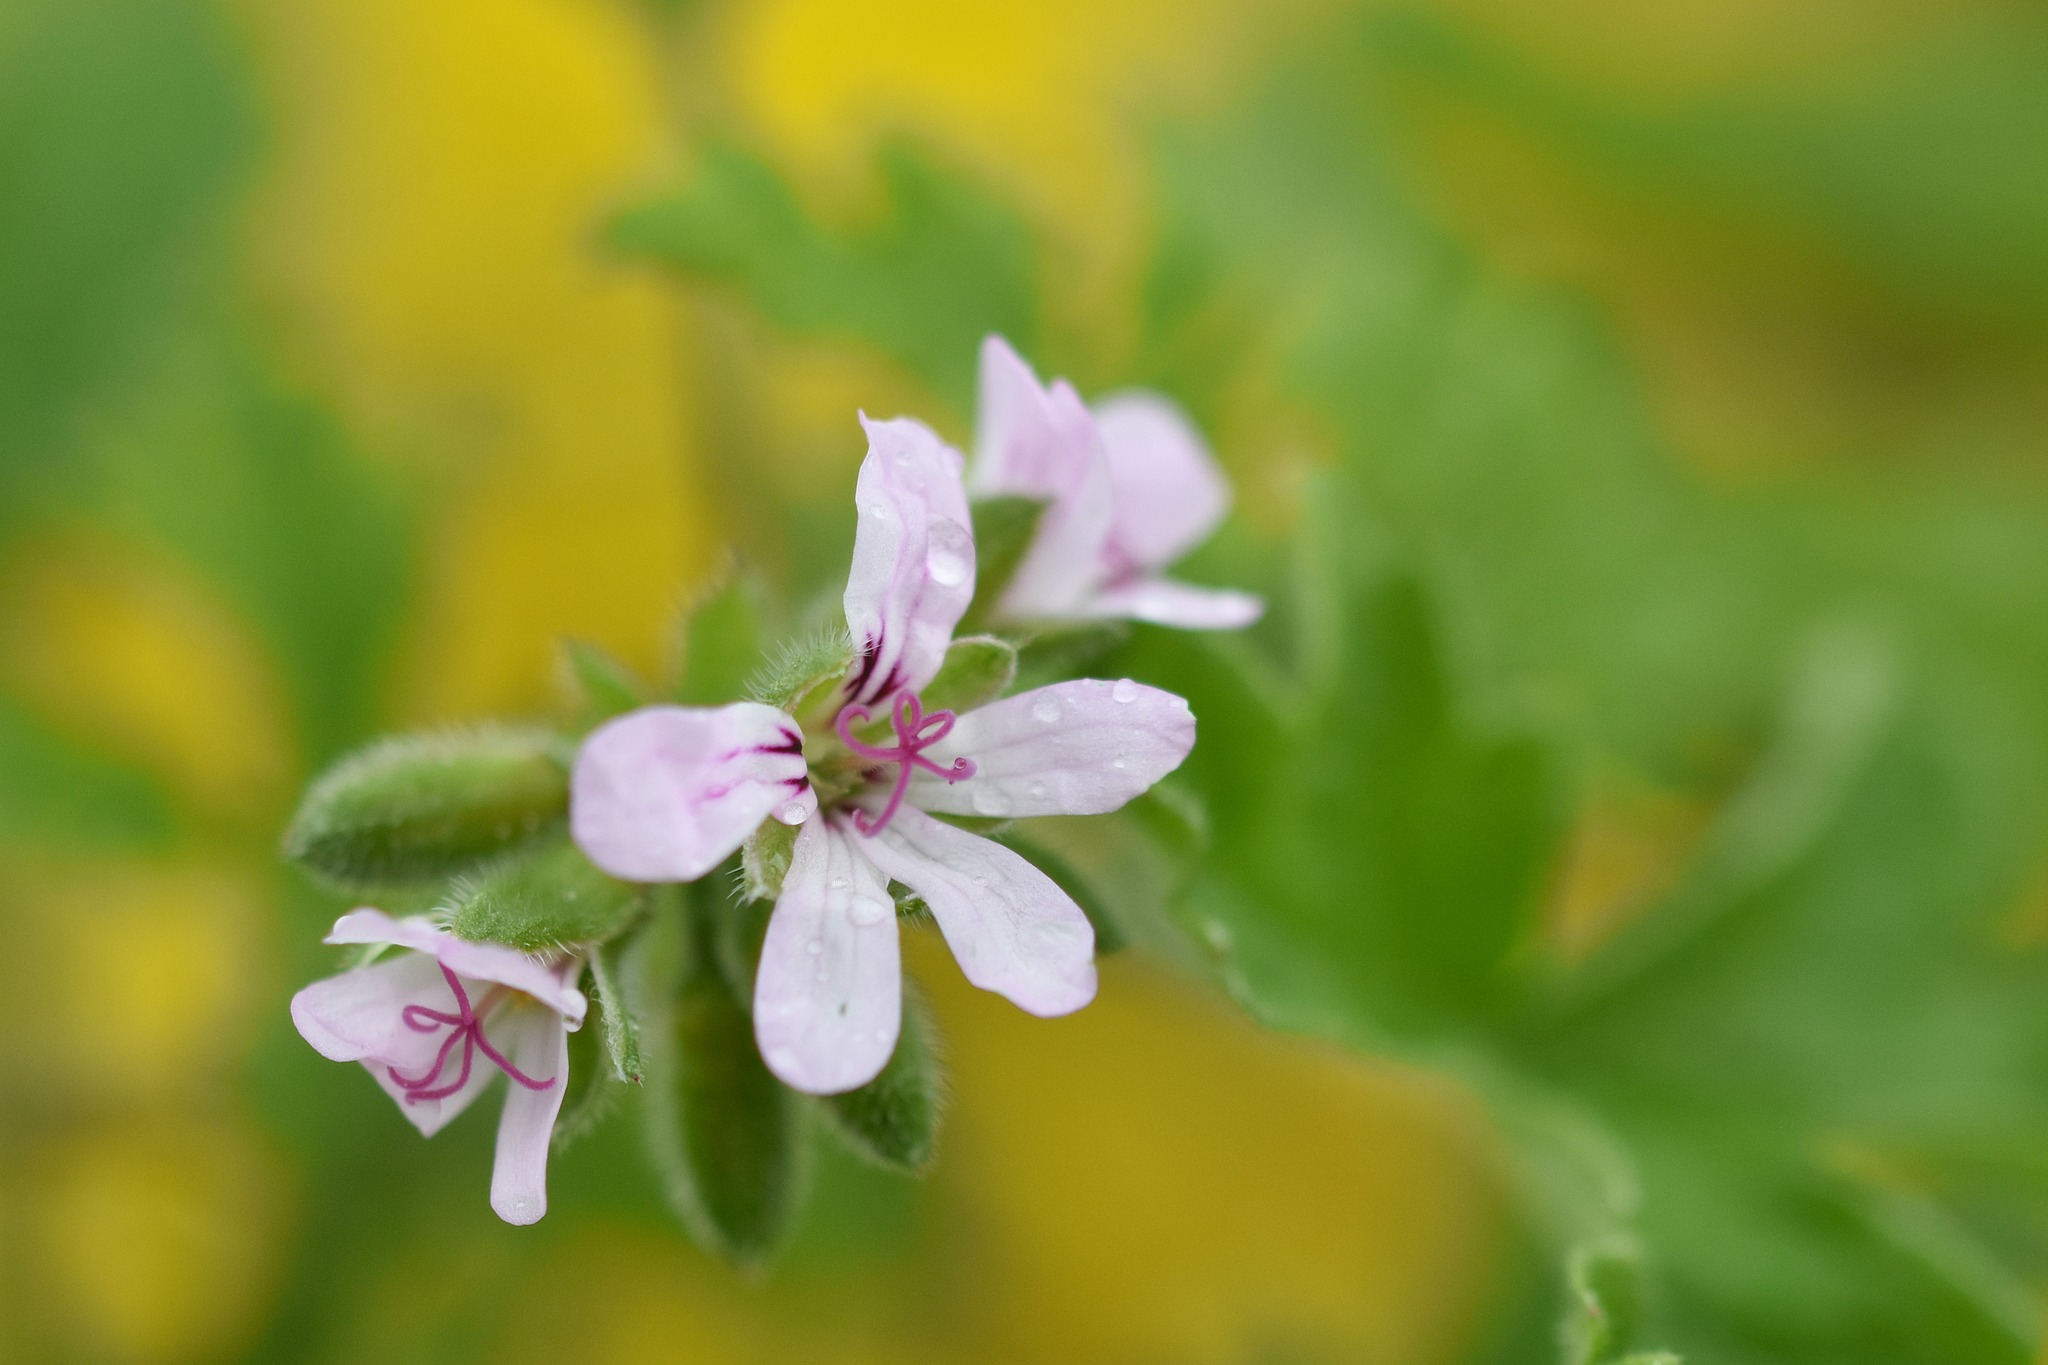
<box><xmin>971</xmin><ymin>334</ymin><xmax>1263</xmax><ymax>630</ymax></box>
<box><xmin>572</xmin><ymin>415</ymin><xmax>1198</xmax><ymax>1094</ymax></box>
<box><xmin>290</xmin><ymin>910</ymin><xmax>586</xmax><ymax>1224</ymax></box>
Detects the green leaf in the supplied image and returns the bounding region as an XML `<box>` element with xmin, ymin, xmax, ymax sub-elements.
<box><xmin>963</xmin><ymin>495</ymin><xmax>1044</xmax><ymax>626</ymax></box>
<box><xmin>447</xmin><ymin>833</ymin><xmax>644</xmax><ymax>951</ymax></box>
<box><xmin>675</xmin><ymin>569</ymin><xmax>764</xmax><ymax>705</ymax></box>
<box><xmin>589</xmin><ymin>939</ymin><xmax>644</xmax><ymax>1084</ymax></box>
<box><xmin>282</xmin><ymin>727</ymin><xmax>571</xmax><ymax>888</ymax></box>
<box><xmin>609</xmin><ymin>139</ymin><xmax>1039</xmax><ymax>407</ymax></box>
<box><xmin>919</xmin><ymin>634</ymin><xmax>1016</xmax><ymax>716</ymax></box>
<box><xmin>1561</xmin><ymin>1237</ymin><xmax>1648</xmax><ymax>1365</ymax></box>
<box><xmin>821</xmin><ymin>982</ymin><xmax>945</xmax><ymax>1173</ymax></box>
<box><xmin>560</xmin><ymin>639</ymin><xmax>648</xmax><ymax>728</ymax></box>
<box><xmin>639</xmin><ymin>885</ymin><xmax>805</xmax><ymax>1266</ymax></box>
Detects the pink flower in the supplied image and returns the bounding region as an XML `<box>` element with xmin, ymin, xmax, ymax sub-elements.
<box><xmin>971</xmin><ymin>334</ymin><xmax>1263</xmax><ymax>630</ymax></box>
<box><xmin>290</xmin><ymin>910</ymin><xmax>587</xmax><ymax>1224</ymax></box>
<box><xmin>572</xmin><ymin>415</ymin><xmax>1197</xmax><ymax>1094</ymax></box>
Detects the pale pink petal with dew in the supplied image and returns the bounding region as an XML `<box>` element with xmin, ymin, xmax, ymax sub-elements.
<box><xmin>1079</xmin><ymin>576</ymin><xmax>1264</xmax><ymax>630</ymax></box>
<box><xmin>909</xmin><ymin>679</ymin><xmax>1195</xmax><ymax>818</ymax></box>
<box><xmin>842</xmin><ymin>415</ymin><xmax>976</xmax><ymax>706</ymax></box>
<box><xmin>860</xmin><ymin>807</ymin><xmax>1095</xmax><ymax>1017</ymax></box>
<box><xmin>1091</xmin><ymin>391</ymin><xmax>1231</xmax><ymax>572</ymax></box>
<box><xmin>754</xmin><ymin>818</ymin><xmax>902</xmax><ymax>1094</ymax></box>
<box><xmin>489</xmin><ymin>1000</ymin><xmax>571</xmax><ymax>1224</ymax></box>
<box><xmin>571</xmin><ymin>703</ymin><xmax>811</xmax><ymax>885</ymax></box>
<box><xmin>320</xmin><ymin>909</ymin><xmax>587</xmax><ymax>1020</ymax></box>
<box><xmin>969</xmin><ymin>336</ymin><xmax>1115</xmax><ymax>619</ymax></box>
<box><xmin>291</xmin><ymin>948</ymin><xmax>452</xmax><ymax>1065</ymax></box>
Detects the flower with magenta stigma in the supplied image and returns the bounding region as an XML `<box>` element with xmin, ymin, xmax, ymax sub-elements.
<box><xmin>571</xmin><ymin>413</ymin><xmax>1197</xmax><ymax>1094</ymax></box>
<box><xmin>290</xmin><ymin>910</ymin><xmax>586</xmax><ymax>1224</ymax></box>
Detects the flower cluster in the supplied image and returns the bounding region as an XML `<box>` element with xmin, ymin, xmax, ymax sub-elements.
<box><xmin>286</xmin><ymin>337</ymin><xmax>1260</xmax><ymax>1225</ymax></box>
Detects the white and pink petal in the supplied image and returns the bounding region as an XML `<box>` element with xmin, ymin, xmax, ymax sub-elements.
<box><xmin>1090</xmin><ymin>391</ymin><xmax>1231</xmax><ymax>574</ymax></box>
<box><xmin>841</xmin><ymin>415</ymin><xmax>976</xmax><ymax>707</ymax></box>
<box><xmin>969</xmin><ymin>336</ymin><xmax>1116</xmax><ymax>619</ymax></box>
<box><xmin>753</xmin><ymin>818</ymin><xmax>903</xmax><ymax>1095</ymax></box>
<box><xmin>859</xmin><ymin>807</ymin><xmax>1096</xmax><ymax>1018</ymax></box>
<box><xmin>489</xmin><ymin>1000</ymin><xmax>571</xmax><ymax>1225</ymax></box>
<box><xmin>571</xmin><ymin>703</ymin><xmax>810</xmax><ymax>885</ymax></box>
<box><xmin>908</xmin><ymin>679</ymin><xmax>1196</xmax><ymax>818</ymax></box>
<box><xmin>1080</xmin><ymin>577</ymin><xmax>1264</xmax><ymax>631</ymax></box>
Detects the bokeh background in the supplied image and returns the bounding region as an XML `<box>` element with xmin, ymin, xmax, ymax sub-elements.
<box><xmin>8</xmin><ymin>1</ymin><xmax>2048</xmax><ymax>1362</ymax></box>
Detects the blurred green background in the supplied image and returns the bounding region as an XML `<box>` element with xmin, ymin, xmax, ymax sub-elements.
<box><xmin>9</xmin><ymin>0</ymin><xmax>2048</xmax><ymax>1362</ymax></box>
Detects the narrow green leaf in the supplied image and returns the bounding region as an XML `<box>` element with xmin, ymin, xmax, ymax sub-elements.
<box><xmin>560</xmin><ymin>638</ymin><xmax>648</xmax><ymax>728</ymax></box>
<box><xmin>589</xmin><ymin>940</ymin><xmax>643</xmax><ymax>1084</ymax></box>
<box><xmin>282</xmin><ymin>727</ymin><xmax>570</xmax><ymax>888</ymax></box>
<box><xmin>551</xmin><ymin>1011</ymin><xmax>625</xmax><ymax>1154</ymax></box>
<box><xmin>639</xmin><ymin>885</ymin><xmax>805</xmax><ymax>1266</ymax></box>
<box><xmin>446</xmin><ymin>834</ymin><xmax>643</xmax><ymax>952</ymax></box>
<box><xmin>920</xmin><ymin>634</ymin><xmax>1017</xmax><ymax>716</ymax></box>
<box><xmin>1561</xmin><ymin>1237</ymin><xmax>1646</xmax><ymax>1365</ymax></box>
<box><xmin>963</xmin><ymin>495</ymin><xmax>1044</xmax><ymax>626</ymax></box>
<box><xmin>675</xmin><ymin>570</ymin><xmax>764</xmax><ymax>705</ymax></box>
<box><xmin>822</xmin><ymin>982</ymin><xmax>945</xmax><ymax>1172</ymax></box>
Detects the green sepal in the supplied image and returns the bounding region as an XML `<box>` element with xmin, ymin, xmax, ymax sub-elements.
<box><xmin>742</xmin><ymin>817</ymin><xmax>799</xmax><ymax>902</ymax></box>
<box><xmin>964</xmin><ymin>495</ymin><xmax>1044</xmax><ymax>625</ymax></box>
<box><xmin>447</xmin><ymin>834</ymin><xmax>644</xmax><ymax>952</ymax></box>
<box><xmin>589</xmin><ymin>940</ymin><xmax>643</xmax><ymax>1084</ymax></box>
<box><xmin>1562</xmin><ymin>1237</ymin><xmax>1657</xmax><ymax>1365</ymax></box>
<box><xmin>639</xmin><ymin>884</ymin><xmax>806</xmax><ymax>1267</ymax></box>
<box><xmin>282</xmin><ymin>727</ymin><xmax>571</xmax><ymax>888</ymax></box>
<box><xmin>559</xmin><ymin>639</ymin><xmax>649</xmax><ymax>728</ymax></box>
<box><xmin>1012</xmin><ymin>619</ymin><xmax>1132</xmax><ymax>691</ymax></box>
<box><xmin>920</xmin><ymin>634</ymin><xmax>1017</xmax><ymax>716</ymax></box>
<box><xmin>821</xmin><ymin>981</ymin><xmax>945</xmax><ymax>1172</ymax></box>
<box><xmin>551</xmin><ymin>1008</ymin><xmax>625</xmax><ymax>1154</ymax></box>
<box><xmin>675</xmin><ymin>569</ymin><xmax>765</xmax><ymax>705</ymax></box>
<box><xmin>747</xmin><ymin>629</ymin><xmax>855</xmax><ymax>718</ymax></box>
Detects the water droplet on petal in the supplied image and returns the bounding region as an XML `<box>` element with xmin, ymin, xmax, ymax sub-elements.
<box><xmin>926</xmin><ymin>517</ymin><xmax>971</xmax><ymax>587</ymax></box>
<box><xmin>971</xmin><ymin>873</ymin><xmax>989</xmax><ymax>886</ymax></box>
<box><xmin>849</xmin><ymin>896</ymin><xmax>889</xmax><ymax>927</ymax></box>
<box><xmin>1032</xmin><ymin>693</ymin><xmax>1062</xmax><ymax>723</ymax></box>
<box><xmin>778</xmin><ymin>801</ymin><xmax>809</xmax><ymax>825</ymax></box>
<box><xmin>1112</xmin><ymin>678</ymin><xmax>1139</xmax><ymax>704</ymax></box>
<box><xmin>1029</xmin><ymin>781</ymin><xmax>1047</xmax><ymax>799</ymax></box>
<box><xmin>972</xmin><ymin>787</ymin><xmax>1010</xmax><ymax>816</ymax></box>
<box><xmin>831</xmin><ymin>875</ymin><xmax>849</xmax><ymax>889</ymax></box>
<box><xmin>1112</xmin><ymin>756</ymin><xmax>1127</xmax><ymax>769</ymax></box>
<box><xmin>805</xmin><ymin>939</ymin><xmax>823</xmax><ymax>955</ymax></box>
